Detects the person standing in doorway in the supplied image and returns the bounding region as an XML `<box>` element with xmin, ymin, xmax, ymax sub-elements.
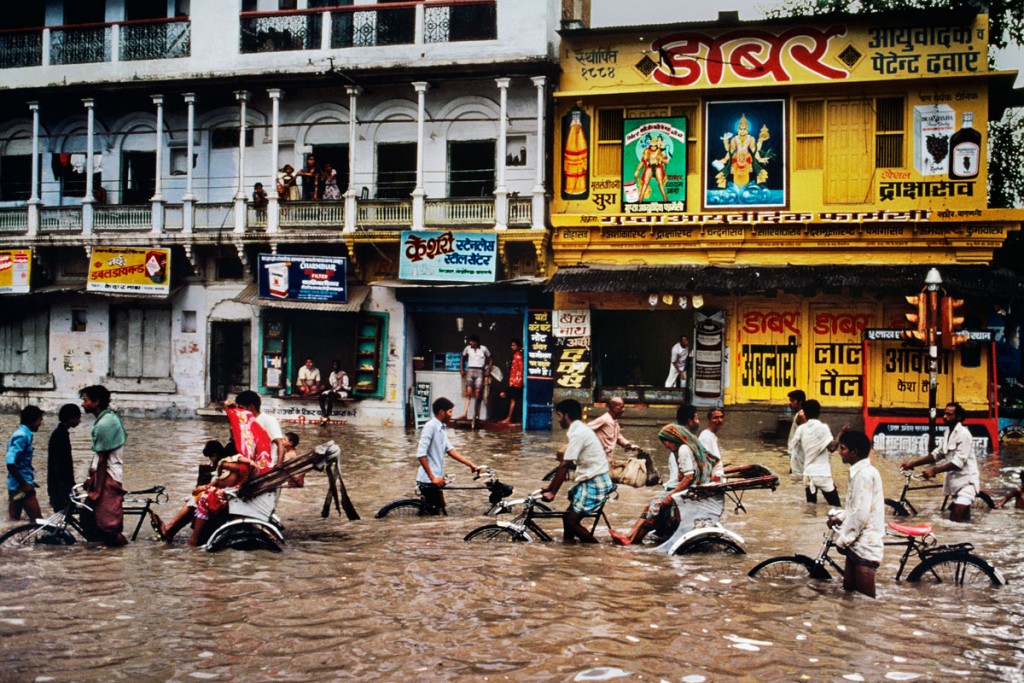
<box><xmin>499</xmin><ymin>339</ymin><xmax>524</xmax><ymax>425</ymax></box>
<box><xmin>457</xmin><ymin>335</ymin><xmax>492</xmax><ymax>422</ymax></box>
<box><xmin>664</xmin><ymin>335</ymin><xmax>690</xmax><ymax>391</ymax></box>
<box><xmin>80</xmin><ymin>385</ymin><xmax>128</xmax><ymax>547</ymax></box>
<box><xmin>297</xmin><ymin>154</ymin><xmax>320</xmax><ymax>201</ymax></box>
<box><xmin>47</xmin><ymin>403</ymin><xmax>82</xmax><ymax>512</ymax></box>
<box><xmin>6</xmin><ymin>405</ymin><xmax>44</xmax><ymax>522</ymax></box>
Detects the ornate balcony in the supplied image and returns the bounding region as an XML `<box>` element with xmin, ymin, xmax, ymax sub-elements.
<box><xmin>0</xmin><ymin>207</ymin><xmax>28</xmax><ymax>233</ymax></box>
<box><xmin>94</xmin><ymin>205</ymin><xmax>152</xmax><ymax>232</ymax></box>
<box><xmin>240</xmin><ymin>11</ymin><xmax>322</xmax><ymax>53</ymax></box>
<box><xmin>51</xmin><ymin>25</ymin><xmax>110</xmax><ymax>65</ymax></box>
<box><xmin>425</xmin><ymin>198</ymin><xmax>494</xmax><ymax>226</ymax></box>
<box><xmin>39</xmin><ymin>208</ymin><xmax>83</xmax><ymax>234</ymax></box>
<box><xmin>279</xmin><ymin>201</ymin><xmax>345</xmax><ymax>229</ymax></box>
<box><xmin>357</xmin><ymin>200</ymin><xmax>413</xmax><ymax>229</ymax></box>
<box><xmin>508</xmin><ymin>197</ymin><xmax>533</xmax><ymax>227</ymax></box>
<box><xmin>120</xmin><ymin>18</ymin><xmax>191</xmax><ymax>61</ymax></box>
<box><xmin>0</xmin><ymin>28</ymin><xmax>42</xmax><ymax>69</ymax></box>
<box><xmin>194</xmin><ymin>203</ymin><xmax>234</xmax><ymax>232</ymax></box>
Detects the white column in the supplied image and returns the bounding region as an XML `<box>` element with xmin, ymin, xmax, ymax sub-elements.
<box><xmin>320</xmin><ymin>10</ymin><xmax>332</xmax><ymax>51</ymax></box>
<box><xmin>27</xmin><ymin>101</ymin><xmax>40</xmax><ymax>237</ymax></box>
<box><xmin>414</xmin><ymin>2</ymin><xmax>425</xmax><ymax>46</ymax></box>
<box><xmin>111</xmin><ymin>23</ymin><xmax>121</xmax><ymax>63</ymax></box>
<box><xmin>150</xmin><ymin>94</ymin><xmax>165</xmax><ymax>234</ymax></box>
<box><xmin>530</xmin><ymin>76</ymin><xmax>547</xmax><ymax>230</ymax></box>
<box><xmin>182</xmin><ymin>92</ymin><xmax>196</xmax><ymax>234</ymax></box>
<box><xmin>233</xmin><ymin>90</ymin><xmax>250</xmax><ymax>233</ymax></box>
<box><xmin>267</xmin><ymin>88</ymin><xmax>282</xmax><ymax>234</ymax></box>
<box><xmin>82</xmin><ymin>98</ymin><xmax>95</xmax><ymax>235</ymax></box>
<box><xmin>343</xmin><ymin>85</ymin><xmax>361</xmax><ymax>233</ymax></box>
<box><xmin>412</xmin><ymin>81</ymin><xmax>429</xmax><ymax>230</ymax></box>
<box><xmin>494</xmin><ymin>77</ymin><xmax>510</xmax><ymax>231</ymax></box>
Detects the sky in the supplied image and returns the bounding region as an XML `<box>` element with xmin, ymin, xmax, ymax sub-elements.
<box><xmin>590</xmin><ymin>0</ymin><xmax>1024</xmax><ymax>85</ymax></box>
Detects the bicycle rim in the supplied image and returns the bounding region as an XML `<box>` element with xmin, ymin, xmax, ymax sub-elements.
<box><xmin>678</xmin><ymin>536</ymin><xmax>745</xmax><ymax>555</ymax></box>
<box><xmin>0</xmin><ymin>523</ymin><xmax>75</xmax><ymax>548</ymax></box>
<box><xmin>748</xmin><ymin>555</ymin><xmax>824</xmax><ymax>581</ymax></box>
<box><xmin>908</xmin><ymin>554</ymin><xmax>1004</xmax><ymax>587</ymax></box>
<box><xmin>374</xmin><ymin>500</ymin><xmax>430</xmax><ymax>519</ymax></box>
<box><xmin>464</xmin><ymin>525</ymin><xmax>523</xmax><ymax>542</ymax></box>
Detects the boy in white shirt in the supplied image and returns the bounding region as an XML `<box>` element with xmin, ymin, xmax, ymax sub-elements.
<box><xmin>829</xmin><ymin>430</ymin><xmax>884</xmax><ymax>598</ymax></box>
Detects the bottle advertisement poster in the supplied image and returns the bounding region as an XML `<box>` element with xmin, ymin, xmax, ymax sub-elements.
<box><xmin>257</xmin><ymin>253</ymin><xmax>348</xmax><ymax>303</ymax></box>
<box><xmin>86</xmin><ymin>247</ymin><xmax>170</xmax><ymax>295</ymax></box>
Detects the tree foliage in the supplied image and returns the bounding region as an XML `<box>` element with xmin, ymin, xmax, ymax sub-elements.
<box><xmin>988</xmin><ymin>110</ymin><xmax>1024</xmax><ymax>209</ymax></box>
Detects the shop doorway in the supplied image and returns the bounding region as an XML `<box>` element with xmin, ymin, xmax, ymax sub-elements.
<box><xmin>592</xmin><ymin>309</ymin><xmax>693</xmax><ymax>396</ymax></box>
<box><xmin>210</xmin><ymin>321</ymin><xmax>250</xmax><ymax>402</ymax></box>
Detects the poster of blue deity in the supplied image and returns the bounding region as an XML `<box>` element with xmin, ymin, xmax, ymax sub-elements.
<box><xmin>703</xmin><ymin>99</ymin><xmax>786</xmax><ymax>209</ymax></box>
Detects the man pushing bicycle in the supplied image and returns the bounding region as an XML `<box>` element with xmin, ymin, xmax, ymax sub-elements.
<box><xmin>416</xmin><ymin>397</ymin><xmax>484</xmax><ymax>514</ymax></box>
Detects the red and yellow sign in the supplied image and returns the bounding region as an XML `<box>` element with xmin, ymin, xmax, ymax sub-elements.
<box><xmin>0</xmin><ymin>248</ymin><xmax>31</xmax><ymax>294</ymax></box>
<box><xmin>87</xmin><ymin>247</ymin><xmax>171</xmax><ymax>295</ymax></box>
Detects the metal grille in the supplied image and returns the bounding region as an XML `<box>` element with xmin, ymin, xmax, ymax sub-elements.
<box><xmin>121</xmin><ymin>20</ymin><xmax>191</xmax><ymax>61</ymax></box>
<box><xmin>240</xmin><ymin>13</ymin><xmax>322</xmax><ymax>53</ymax></box>
<box><xmin>51</xmin><ymin>26</ymin><xmax>110</xmax><ymax>65</ymax></box>
<box><xmin>0</xmin><ymin>30</ymin><xmax>42</xmax><ymax>69</ymax></box>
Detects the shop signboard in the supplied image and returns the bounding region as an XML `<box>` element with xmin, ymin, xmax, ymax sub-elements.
<box><xmin>552</xmin><ymin>309</ymin><xmax>590</xmax><ymax>337</ymax></box>
<box><xmin>527</xmin><ymin>310</ymin><xmax>554</xmax><ymax>380</ymax></box>
<box><xmin>692</xmin><ymin>310</ymin><xmax>725</xmax><ymax>407</ymax></box>
<box><xmin>0</xmin><ymin>248</ymin><xmax>31</xmax><ymax>294</ymax></box>
<box><xmin>412</xmin><ymin>381</ymin><xmax>432</xmax><ymax>429</ymax></box>
<box><xmin>257</xmin><ymin>253</ymin><xmax>347</xmax><ymax>303</ymax></box>
<box><xmin>399</xmin><ymin>230</ymin><xmax>497</xmax><ymax>283</ymax></box>
<box><xmin>87</xmin><ymin>247</ymin><xmax>170</xmax><ymax>295</ymax></box>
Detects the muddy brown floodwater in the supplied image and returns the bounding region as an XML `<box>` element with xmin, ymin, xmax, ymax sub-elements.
<box><xmin>0</xmin><ymin>414</ymin><xmax>1022</xmax><ymax>682</ymax></box>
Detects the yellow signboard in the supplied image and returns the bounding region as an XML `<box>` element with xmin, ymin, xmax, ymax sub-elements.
<box><xmin>0</xmin><ymin>248</ymin><xmax>31</xmax><ymax>294</ymax></box>
<box><xmin>87</xmin><ymin>247</ymin><xmax>171</xmax><ymax>295</ymax></box>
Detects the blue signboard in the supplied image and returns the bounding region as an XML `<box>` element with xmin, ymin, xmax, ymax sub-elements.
<box><xmin>399</xmin><ymin>230</ymin><xmax>497</xmax><ymax>282</ymax></box>
<box><xmin>257</xmin><ymin>253</ymin><xmax>347</xmax><ymax>303</ymax></box>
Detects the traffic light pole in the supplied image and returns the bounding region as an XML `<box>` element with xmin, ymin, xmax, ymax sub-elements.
<box><xmin>926</xmin><ymin>282</ymin><xmax>939</xmax><ymax>452</ymax></box>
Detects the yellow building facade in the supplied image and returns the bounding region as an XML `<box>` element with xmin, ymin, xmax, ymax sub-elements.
<box><xmin>548</xmin><ymin>9</ymin><xmax>1022</xmax><ymax>425</ymax></box>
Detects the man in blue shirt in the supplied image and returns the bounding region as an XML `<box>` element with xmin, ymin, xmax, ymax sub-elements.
<box><xmin>416</xmin><ymin>397</ymin><xmax>483</xmax><ymax>513</ymax></box>
<box><xmin>6</xmin><ymin>405</ymin><xmax>44</xmax><ymax>521</ymax></box>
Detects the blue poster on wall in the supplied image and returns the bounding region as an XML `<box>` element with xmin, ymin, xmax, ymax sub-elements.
<box><xmin>399</xmin><ymin>230</ymin><xmax>497</xmax><ymax>282</ymax></box>
<box><xmin>257</xmin><ymin>253</ymin><xmax>347</xmax><ymax>302</ymax></box>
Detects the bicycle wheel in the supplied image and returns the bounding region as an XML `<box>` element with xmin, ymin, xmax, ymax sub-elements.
<box><xmin>207</xmin><ymin>526</ymin><xmax>282</xmax><ymax>553</ymax></box>
<box><xmin>907</xmin><ymin>553</ymin><xmax>1004</xmax><ymax>587</ymax></box>
<box><xmin>748</xmin><ymin>555</ymin><xmax>830</xmax><ymax>581</ymax></box>
<box><xmin>541</xmin><ymin>467</ymin><xmax>558</xmax><ymax>482</ymax></box>
<box><xmin>374</xmin><ymin>499</ymin><xmax>432</xmax><ymax>519</ymax></box>
<box><xmin>884</xmin><ymin>498</ymin><xmax>911</xmax><ymax>517</ymax></box>
<box><xmin>463</xmin><ymin>524</ymin><xmax>525</xmax><ymax>542</ymax></box>
<box><xmin>676</xmin><ymin>535</ymin><xmax>745</xmax><ymax>555</ymax></box>
<box><xmin>0</xmin><ymin>523</ymin><xmax>76</xmax><ymax>548</ymax></box>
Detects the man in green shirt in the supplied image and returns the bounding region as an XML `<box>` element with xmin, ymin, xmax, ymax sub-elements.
<box><xmin>81</xmin><ymin>385</ymin><xmax>128</xmax><ymax>547</ymax></box>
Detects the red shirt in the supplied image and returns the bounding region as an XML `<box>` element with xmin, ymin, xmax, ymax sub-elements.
<box><xmin>509</xmin><ymin>350</ymin><xmax>524</xmax><ymax>388</ymax></box>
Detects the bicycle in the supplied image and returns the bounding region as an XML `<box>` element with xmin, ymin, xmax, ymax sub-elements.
<box><xmin>463</xmin><ymin>487</ymin><xmax>618</xmax><ymax>542</ymax></box>
<box><xmin>886</xmin><ymin>470</ymin><xmax>995</xmax><ymax>517</ymax></box>
<box><xmin>374</xmin><ymin>468</ymin><xmax>549</xmax><ymax>518</ymax></box>
<box><xmin>748</xmin><ymin>513</ymin><xmax>1006</xmax><ymax>588</ymax></box>
<box><xmin>0</xmin><ymin>484</ymin><xmax>168</xmax><ymax>548</ymax></box>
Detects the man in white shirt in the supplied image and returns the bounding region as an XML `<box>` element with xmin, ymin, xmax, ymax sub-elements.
<box><xmin>457</xmin><ymin>335</ymin><xmax>492</xmax><ymax>421</ymax></box>
<box><xmin>542</xmin><ymin>399</ymin><xmax>612</xmax><ymax>543</ymax></box>
<box><xmin>901</xmin><ymin>402</ymin><xmax>980</xmax><ymax>522</ymax></box>
<box><xmin>786</xmin><ymin>389</ymin><xmax>808</xmax><ymax>476</ymax></box>
<box><xmin>829</xmin><ymin>429</ymin><xmax>884</xmax><ymax>598</ymax></box>
<box><xmin>698</xmin><ymin>407</ymin><xmax>727</xmax><ymax>482</ymax></box>
<box><xmin>790</xmin><ymin>399</ymin><xmax>843</xmax><ymax>507</ymax></box>
<box><xmin>297</xmin><ymin>358</ymin><xmax>322</xmax><ymax>397</ymax></box>
<box><xmin>664</xmin><ymin>335</ymin><xmax>690</xmax><ymax>389</ymax></box>
<box><xmin>319</xmin><ymin>360</ymin><xmax>351</xmax><ymax>424</ymax></box>
<box><xmin>236</xmin><ymin>390</ymin><xmax>286</xmax><ymax>469</ymax></box>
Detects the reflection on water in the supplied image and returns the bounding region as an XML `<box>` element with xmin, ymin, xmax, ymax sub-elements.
<box><xmin>0</xmin><ymin>414</ymin><xmax>1022</xmax><ymax>681</ymax></box>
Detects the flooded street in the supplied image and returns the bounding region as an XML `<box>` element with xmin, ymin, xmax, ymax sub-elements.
<box><xmin>1</xmin><ymin>414</ymin><xmax>1023</xmax><ymax>681</ymax></box>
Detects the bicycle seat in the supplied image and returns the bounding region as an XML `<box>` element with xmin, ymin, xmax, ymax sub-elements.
<box><xmin>887</xmin><ymin>521</ymin><xmax>932</xmax><ymax>537</ymax></box>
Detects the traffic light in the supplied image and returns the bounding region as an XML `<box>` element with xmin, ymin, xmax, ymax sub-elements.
<box><xmin>902</xmin><ymin>292</ymin><xmax>929</xmax><ymax>343</ymax></box>
<box><xmin>940</xmin><ymin>296</ymin><xmax>969</xmax><ymax>349</ymax></box>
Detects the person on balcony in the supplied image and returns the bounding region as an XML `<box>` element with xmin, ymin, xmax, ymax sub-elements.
<box><xmin>251</xmin><ymin>182</ymin><xmax>268</xmax><ymax>209</ymax></box>
<box><xmin>298</xmin><ymin>154</ymin><xmax>321</xmax><ymax>201</ymax></box>
<box><xmin>321</xmin><ymin>163</ymin><xmax>341</xmax><ymax>201</ymax></box>
<box><xmin>277</xmin><ymin>164</ymin><xmax>299</xmax><ymax>202</ymax></box>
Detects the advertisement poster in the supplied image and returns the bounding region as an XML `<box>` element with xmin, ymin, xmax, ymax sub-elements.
<box><xmin>692</xmin><ymin>310</ymin><xmax>725</xmax><ymax>407</ymax></box>
<box><xmin>555</xmin><ymin>335</ymin><xmax>592</xmax><ymax>390</ymax></box>
<box><xmin>561</xmin><ymin>108</ymin><xmax>591</xmax><ymax>200</ymax></box>
<box><xmin>527</xmin><ymin>310</ymin><xmax>554</xmax><ymax>380</ymax></box>
<box><xmin>258</xmin><ymin>254</ymin><xmax>347</xmax><ymax>303</ymax></box>
<box><xmin>87</xmin><ymin>247</ymin><xmax>170</xmax><ymax>295</ymax></box>
<box><xmin>704</xmin><ymin>99</ymin><xmax>786</xmax><ymax>209</ymax></box>
<box><xmin>621</xmin><ymin>117</ymin><xmax>687</xmax><ymax>212</ymax></box>
<box><xmin>399</xmin><ymin>230</ymin><xmax>497</xmax><ymax>283</ymax></box>
<box><xmin>552</xmin><ymin>309</ymin><xmax>591</xmax><ymax>338</ymax></box>
<box><xmin>0</xmin><ymin>248</ymin><xmax>31</xmax><ymax>294</ymax></box>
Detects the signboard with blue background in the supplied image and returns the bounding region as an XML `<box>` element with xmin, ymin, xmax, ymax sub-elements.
<box><xmin>258</xmin><ymin>253</ymin><xmax>347</xmax><ymax>302</ymax></box>
<box><xmin>399</xmin><ymin>230</ymin><xmax>497</xmax><ymax>282</ymax></box>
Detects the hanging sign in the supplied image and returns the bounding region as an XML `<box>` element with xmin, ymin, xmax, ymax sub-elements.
<box><xmin>399</xmin><ymin>230</ymin><xmax>497</xmax><ymax>282</ymax></box>
<box><xmin>257</xmin><ymin>253</ymin><xmax>348</xmax><ymax>303</ymax></box>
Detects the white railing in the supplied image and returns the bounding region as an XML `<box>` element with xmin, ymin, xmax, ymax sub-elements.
<box><xmin>194</xmin><ymin>202</ymin><xmax>234</xmax><ymax>231</ymax></box>
<box><xmin>39</xmin><ymin>207</ymin><xmax>82</xmax><ymax>233</ymax></box>
<box><xmin>246</xmin><ymin>205</ymin><xmax>267</xmax><ymax>230</ymax></box>
<box><xmin>279</xmin><ymin>201</ymin><xmax>344</xmax><ymax>228</ymax></box>
<box><xmin>425</xmin><ymin>198</ymin><xmax>494</xmax><ymax>226</ymax></box>
<box><xmin>509</xmin><ymin>197</ymin><xmax>533</xmax><ymax>227</ymax></box>
<box><xmin>357</xmin><ymin>200</ymin><xmax>412</xmax><ymax>228</ymax></box>
<box><xmin>94</xmin><ymin>205</ymin><xmax>151</xmax><ymax>231</ymax></box>
<box><xmin>0</xmin><ymin>208</ymin><xmax>27</xmax><ymax>232</ymax></box>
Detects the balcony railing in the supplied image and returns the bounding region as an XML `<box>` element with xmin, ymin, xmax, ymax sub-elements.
<box><xmin>165</xmin><ymin>204</ymin><xmax>184</xmax><ymax>232</ymax></box>
<box><xmin>357</xmin><ymin>200</ymin><xmax>413</xmax><ymax>229</ymax></box>
<box><xmin>246</xmin><ymin>205</ymin><xmax>268</xmax><ymax>230</ymax></box>
<box><xmin>120</xmin><ymin>18</ymin><xmax>191</xmax><ymax>61</ymax></box>
<box><xmin>425</xmin><ymin>198</ymin><xmax>494</xmax><ymax>225</ymax></box>
<box><xmin>39</xmin><ymin>208</ymin><xmax>83</xmax><ymax>233</ymax></box>
<box><xmin>423</xmin><ymin>1</ymin><xmax>496</xmax><ymax>43</ymax></box>
<box><xmin>0</xmin><ymin>28</ymin><xmax>42</xmax><ymax>69</ymax></box>
<box><xmin>279</xmin><ymin>201</ymin><xmax>344</xmax><ymax>229</ymax></box>
<box><xmin>508</xmin><ymin>197</ymin><xmax>533</xmax><ymax>227</ymax></box>
<box><xmin>0</xmin><ymin>18</ymin><xmax>190</xmax><ymax>69</ymax></box>
<box><xmin>194</xmin><ymin>203</ymin><xmax>234</xmax><ymax>232</ymax></box>
<box><xmin>94</xmin><ymin>205</ymin><xmax>152</xmax><ymax>232</ymax></box>
<box><xmin>240</xmin><ymin>11</ymin><xmax>322</xmax><ymax>53</ymax></box>
<box><xmin>0</xmin><ymin>208</ymin><xmax>28</xmax><ymax>233</ymax></box>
